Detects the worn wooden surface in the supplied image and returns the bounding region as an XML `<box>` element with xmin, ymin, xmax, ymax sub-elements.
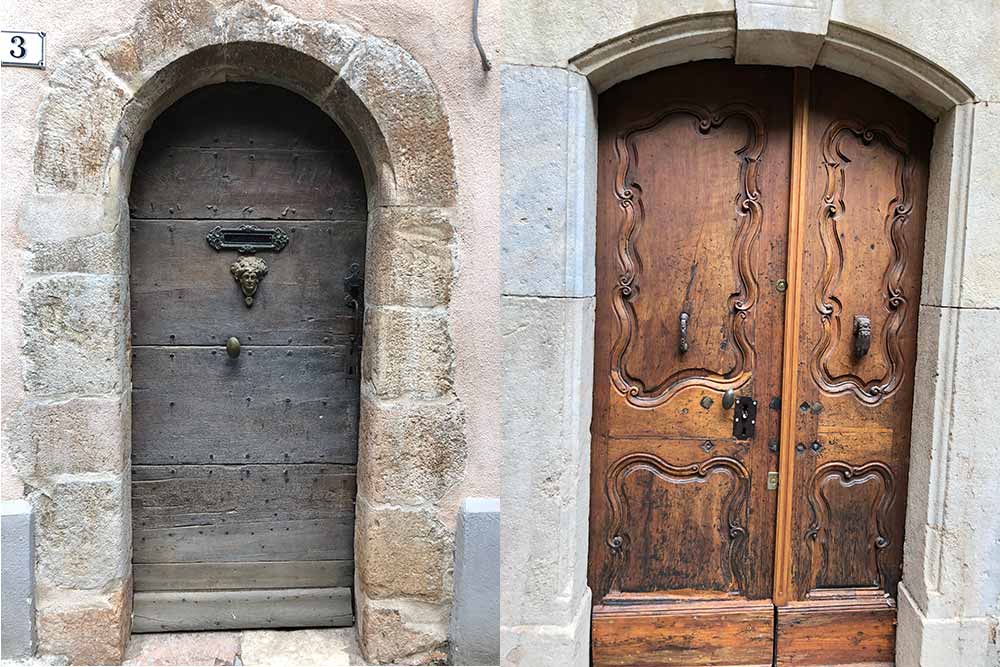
<box><xmin>131</xmin><ymin>347</ymin><xmax>358</xmax><ymax>465</ymax></box>
<box><xmin>130</xmin><ymin>219</ymin><xmax>366</xmax><ymax>346</ymax></box>
<box><xmin>132</xmin><ymin>588</ymin><xmax>354</xmax><ymax>633</ymax></box>
<box><xmin>132</xmin><ymin>464</ymin><xmax>355</xmax><ymax>562</ymax></box>
<box><xmin>775</xmin><ymin>597</ymin><xmax>896</xmax><ymax>666</ymax></box>
<box><xmin>133</xmin><ymin>561</ymin><xmax>353</xmax><ymax>591</ymax></box>
<box><xmin>592</xmin><ymin>600</ymin><xmax>775</xmax><ymax>667</ymax></box>
<box><xmin>129</xmin><ymin>82</ymin><xmax>365</xmax><ymax>631</ymax></box>
<box><xmin>589</xmin><ymin>63</ymin><xmax>931</xmax><ymax>665</ymax></box>
<box><xmin>129</xmin><ymin>84</ymin><xmax>366</xmax><ymax>221</ymax></box>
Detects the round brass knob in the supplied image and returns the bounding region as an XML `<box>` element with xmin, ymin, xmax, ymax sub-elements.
<box><xmin>226</xmin><ymin>337</ymin><xmax>241</xmax><ymax>358</ymax></box>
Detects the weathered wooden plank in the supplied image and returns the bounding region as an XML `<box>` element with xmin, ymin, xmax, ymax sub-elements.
<box><xmin>131</xmin><ymin>347</ymin><xmax>359</xmax><ymax>465</ymax></box>
<box><xmin>132</xmin><ymin>588</ymin><xmax>353</xmax><ymax>633</ymax></box>
<box><xmin>129</xmin><ymin>219</ymin><xmax>366</xmax><ymax>346</ymax></box>
<box><xmin>592</xmin><ymin>600</ymin><xmax>774</xmax><ymax>667</ymax></box>
<box><xmin>134</xmin><ymin>516</ymin><xmax>354</xmax><ymax>564</ymax></box>
<box><xmin>133</xmin><ymin>560</ymin><xmax>353</xmax><ymax>591</ymax></box>
<box><xmin>129</xmin><ymin>83</ymin><xmax>366</xmax><ymax>220</ymax></box>
<box><xmin>132</xmin><ymin>464</ymin><xmax>356</xmax><ymax>528</ymax></box>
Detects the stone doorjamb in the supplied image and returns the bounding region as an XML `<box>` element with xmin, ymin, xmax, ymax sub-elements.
<box><xmin>12</xmin><ymin>1</ymin><xmax>463</xmax><ymax>664</ymax></box>
<box><xmin>502</xmin><ymin>4</ymin><xmax>998</xmax><ymax>666</ymax></box>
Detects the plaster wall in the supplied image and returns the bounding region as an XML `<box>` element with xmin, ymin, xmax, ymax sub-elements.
<box><xmin>500</xmin><ymin>1</ymin><xmax>1000</xmax><ymax>666</ymax></box>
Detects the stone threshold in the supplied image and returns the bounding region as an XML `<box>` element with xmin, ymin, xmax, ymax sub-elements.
<box><xmin>2</xmin><ymin>628</ymin><xmax>367</xmax><ymax>667</ymax></box>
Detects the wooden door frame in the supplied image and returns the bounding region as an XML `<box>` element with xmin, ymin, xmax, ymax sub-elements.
<box><xmin>21</xmin><ymin>7</ymin><xmax>462</xmax><ymax>663</ymax></box>
<box><xmin>517</xmin><ymin>13</ymin><xmax>977</xmax><ymax>665</ymax></box>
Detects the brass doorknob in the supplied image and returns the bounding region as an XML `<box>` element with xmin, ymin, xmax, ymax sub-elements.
<box><xmin>226</xmin><ymin>337</ymin><xmax>241</xmax><ymax>358</ymax></box>
<box><xmin>722</xmin><ymin>388</ymin><xmax>736</xmax><ymax>410</ymax></box>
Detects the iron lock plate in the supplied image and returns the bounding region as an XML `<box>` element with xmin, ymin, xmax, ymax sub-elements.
<box><xmin>732</xmin><ymin>396</ymin><xmax>757</xmax><ymax>440</ymax></box>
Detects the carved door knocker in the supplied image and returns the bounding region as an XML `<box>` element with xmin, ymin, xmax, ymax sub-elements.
<box><xmin>206</xmin><ymin>224</ymin><xmax>287</xmax><ymax>308</ymax></box>
<box><xmin>853</xmin><ymin>314</ymin><xmax>872</xmax><ymax>358</ymax></box>
<box><xmin>230</xmin><ymin>256</ymin><xmax>268</xmax><ymax>307</ymax></box>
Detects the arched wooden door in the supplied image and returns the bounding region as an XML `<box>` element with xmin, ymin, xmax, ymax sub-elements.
<box><xmin>129</xmin><ymin>83</ymin><xmax>367</xmax><ymax>631</ymax></box>
<box><xmin>589</xmin><ymin>62</ymin><xmax>931</xmax><ymax>666</ymax></box>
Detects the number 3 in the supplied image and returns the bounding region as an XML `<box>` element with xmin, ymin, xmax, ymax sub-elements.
<box><xmin>9</xmin><ymin>35</ymin><xmax>26</xmax><ymax>59</ymax></box>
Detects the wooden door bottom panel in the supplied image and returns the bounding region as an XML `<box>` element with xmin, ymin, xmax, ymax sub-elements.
<box><xmin>132</xmin><ymin>587</ymin><xmax>353</xmax><ymax>633</ymax></box>
<box><xmin>775</xmin><ymin>597</ymin><xmax>896</xmax><ymax>666</ymax></box>
<box><xmin>592</xmin><ymin>599</ymin><xmax>774</xmax><ymax>667</ymax></box>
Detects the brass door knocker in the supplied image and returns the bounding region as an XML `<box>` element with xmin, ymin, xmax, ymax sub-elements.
<box><xmin>230</xmin><ymin>256</ymin><xmax>268</xmax><ymax>307</ymax></box>
<box><xmin>206</xmin><ymin>224</ymin><xmax>287</xmax><ymax>308</ymax></box>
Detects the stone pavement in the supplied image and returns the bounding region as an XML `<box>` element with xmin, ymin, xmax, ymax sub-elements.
<box><xmin>2</xmin><ymin>628</ymin><xmax>367</xmax><ymax>667</ymax></box>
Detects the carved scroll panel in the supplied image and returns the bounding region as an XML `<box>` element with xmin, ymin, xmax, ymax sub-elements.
<box><xmin>610</xmin><ymin>105</ymin><xmax>765</xmax><ymax>408</ymax></box>
<box><xmin>603</xmin><ymin>452</ymin><xmax>750</xmax><ymax>597</ymax></box>
<box><xmin>804</xmin><ymin>461</ymin><xmax>896</xmax><ymax>594</ymax></box>
<box><xmin>809</xmin><ymin>121</ymin><xmax>915</xmax><ymax>405</ymax></box>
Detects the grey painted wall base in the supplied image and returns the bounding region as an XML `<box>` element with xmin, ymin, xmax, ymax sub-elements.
<box><xmin>449</xmin><ymin>497</ymin><xmax>500</xmax><ymax>666</ymax></box>
<box><xmin>2</xmin><ymin>499</ymin><xmax>35</xmax><ymax>659</ymax></box>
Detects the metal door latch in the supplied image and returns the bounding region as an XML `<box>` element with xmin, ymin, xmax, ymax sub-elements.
<box><xmin>732</xmin><ymin>396</ymin><xmax>757</xmax><ymax>440</ymax></box>
<box><xmin>344</xmin><ymin>263</ymin><xmax>364</xmax><ymax>377</ymax></box>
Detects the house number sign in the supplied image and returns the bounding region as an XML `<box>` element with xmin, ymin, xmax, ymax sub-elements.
<box><xmin>2</xmin><ymin>32</ymin><xmax>45</xmax><ymax>69</ymax></box>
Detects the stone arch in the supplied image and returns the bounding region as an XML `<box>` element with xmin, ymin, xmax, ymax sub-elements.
<box><xmin>501</xmin><ymin>7</ymin><xmax>983</xmax><ymax>666</ymax></box>
<box><xmin>22</xmin><ymin>1</ymin><xmax>462</xmax><ymax>663</ymax></box>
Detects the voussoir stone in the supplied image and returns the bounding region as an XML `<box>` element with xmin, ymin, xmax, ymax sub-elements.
<box><xmin>355</xmin><ymin>504</ymin><xmax>452</xmax><ymax>602</ymax></box>
<box><xmin>340</xmin><ymin>36</ymin><xmax>456</xmax><ymax>207</ymax></box>
<box><xmin>20</xmin><ymin>274</ymin><xmax>127</xmax><ymax>397</ymax></box>
<box><xmin>362</xmin><ymin>307</ymin><xmax>455</xmax><ymax>400</ymax></box>
<box><xmin>34</xmin><ymin>54</ymin><xmax>130</xmax><ymax>194</ymax></box>
<box><xmin>103</xmin><ymin>0</ymin><xmax>222</xmax><ymax>87</ymax></box>
<box><xmin>37</xmin><ymin>581</ymin><xmax>131</xmax><ymax>665</ymax></box>
<box><xmin>35</xmin><ymin>476</ymin><xmax>129</xmax><ymax>590</ymax></box>
<box><xmin>222</xmin><ymin>0</ymin><xmax>360</xmax><ymax>73</ymax></box>
<box><xmin>4</xmin><ymin>394</ymin><xmax>129</xmax><ymax>482</ymax></box>
<box><xmin>358</xmin><ymin>396</ymin><xmax>466</xmax><ymax>505</ymax></box>
<box><xmin>366</xmin><ymin>207</ymin><xmax>455</xmax><ymax>307</ymax></box>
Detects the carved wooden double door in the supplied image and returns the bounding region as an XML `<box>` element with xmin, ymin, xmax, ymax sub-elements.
<box><xmin>590</xmin><ymin>63</ymin><xmax>931</xmax><ymax>666</ymax></box>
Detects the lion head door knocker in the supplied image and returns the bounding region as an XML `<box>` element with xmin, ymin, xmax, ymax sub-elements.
<box><xmin>206</xmin><ymin>224</ymin><xmax>289</xmax><ymax>308</ymax></box>
<box><xmin>230</xmin><ymin>255</ymin><xmax>268</xmax><ymax>307</ymax></box>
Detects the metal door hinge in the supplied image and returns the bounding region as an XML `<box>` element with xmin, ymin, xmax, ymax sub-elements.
<box><xmin>767</xmin><ymin>471</ymin><xmax>779</xmax><ymax>491</ymax></box>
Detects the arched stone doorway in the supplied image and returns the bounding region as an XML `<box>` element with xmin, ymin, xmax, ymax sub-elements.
<box><xmin>22</xmin><ymin>2</ymin><xmax>462</xmax><ymax>663</ymax></box>
<box><xmin>501</xmin><ymin>4</ymin><xmax>992</xmax><ymax>666</ymax></box>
